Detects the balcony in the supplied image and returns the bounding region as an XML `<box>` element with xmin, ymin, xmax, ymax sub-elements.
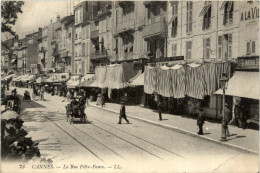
<box><xmin>90</xmin><ymin>50</ymin><xmax>109</xmax><ymax>60</ymax></box>
<box><xmin>116</xmin><ymin>19</ymin><xmax>135</xmax><ymax>35</ymax></box>
<box><xmin>90</xmin><ymin>30</ymin><xmax>99</xmax><ymax>39</ymax></box>
<box><xmin>136</xmin><ymin>17</ymin><xmax>146</xmax><ymax>30</ymax></box>
<box><xmin>143</xmin><ymin>18</ymin><xmax>167</xmax><ymax>38</ymax></box>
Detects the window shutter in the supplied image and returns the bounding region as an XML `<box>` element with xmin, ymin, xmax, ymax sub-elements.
<box><xmin>174</xmin><ymin>44</ymin><xmax>177</xmax><ymax>56</ymax></box>
<box><xmin>246</xmin><ymin>42</ymin><xmax>251</xmax><ymax>55</ymax></box>
<box><xmin>252</xmin><ymin>41</ymin><xmax>256</xmax><ymax>53</ymax></box>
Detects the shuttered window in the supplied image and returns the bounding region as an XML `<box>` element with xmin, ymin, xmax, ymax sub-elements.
<box><xmin>171</xmin><ymin>18</ymin><xmax>177</xmax><ymax>37</ymax></box>
<box><xmin>202</xmin><ymin>2</ymin><xmax>211</xmax><ymax>30</ymax></box>
<box><xmin>203</xmin><ymin>38</ymin><xmax>210</xmax><ymax>59</ymax></box>
<box><xmin>218</xmin><ymin>36</ymin><xmax>222</xmax><ymax>59</ymax></box>
<box><xmin>186</xmin><ymin>41</ymin><xmax>192</xmax><ymax>59</ymax></box>
<box><xmin>172</xmin><ymin>44</ymin><xmax>177</xmax><ymax>56</ymax></box>
<box><xmin>252</xmin><ymin>41</ymin><xmax>256</xmax><ymax>54</ymax></box>
<box><xmin>186</xmin><ymin>2</ymin><xmax>193</xmax><ymax>34</ymax></box>
<box><xmin>228</xmin><ymin>34</ymin><xmax>232</xmax><ymax>58</ymax></box>
<box><xmin>223</xmin><ymin>2</ymin><xmax>233</xmax><ymax>25</ymax></box>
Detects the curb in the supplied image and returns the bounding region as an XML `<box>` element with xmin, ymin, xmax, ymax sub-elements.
<box><xmin>89</xmin><ymin>103</ymin><xmax>258</xmax><ymax>155</ymax></box>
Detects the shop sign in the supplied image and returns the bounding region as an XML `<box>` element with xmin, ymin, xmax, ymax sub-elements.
<box><xmin>240</xmin><ymin>6</ymin><xmax>259</xmax><ymax>21</ymax></box>
<box><xmin>237</xmin><ymin>56</ymin><xmax>259</xmax><ymax>69</ymax></box>
<box><xmin>144</xmin><ymin>56</ymin><xmax>184</xmax><ymax>63</ymax></box>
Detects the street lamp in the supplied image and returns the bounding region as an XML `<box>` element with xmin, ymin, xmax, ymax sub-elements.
<box><xmin>220</xmin><ymin>73</ymin><xmax>229</xmax><ymax>141</ymax></box>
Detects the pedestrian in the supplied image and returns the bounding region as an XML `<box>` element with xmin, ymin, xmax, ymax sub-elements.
<box><xmin>41</xmin><ymin>86</ymin><xmax>45</xmax><ymax>101</ymax></box>
<box><xmin>96</xmin><ymin>93</ymin><xmax>101</xmax><ymax>106</ymax></box>
<box><xmin>101</xmin><ymin>94</ymin><xmax>105</xmax><ymax>107</ymax></box>
<box><xmin>220</xmin><ymin>103</ymin><xmax>232</xmax><ymax>140</ymax></box>
<box><xmin>157</xmin><ymin>97</ymin><xmax>163</xmax><ymax>121</ymax></box>
<box><xmin>118</xmin><ymin>102</ymin><xmax>129</xmax><ymax>124</ymax></box>
<box><xmin>197</xmin><ymin>108</ymin><xmax>205</xmax><ymax>135</ymax></box>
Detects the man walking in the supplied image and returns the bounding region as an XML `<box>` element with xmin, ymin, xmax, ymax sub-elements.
<box><xmin>118</xmin><ymin>102</ymin><xmax>129</xmax><ymax>124</ymax></box>
<box><xmin>157</xmin><ymin>98</ymin><xmax>163</xmax><ymax>121</ymax></box>
<box><xmin>197</xmin><ymin>108</ymin><xmax>205</xmax><ymax>135</ymax></box>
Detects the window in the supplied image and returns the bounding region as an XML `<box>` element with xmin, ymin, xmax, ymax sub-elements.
<box><xmin>218</xmin><ymin>36</ymin><xmax>222</xmax><ymax>59</ymax></box>
<box><xmin>186</xmin><ymin>2</ymin><xmax>193</xmax><ymax>34</ymax></box>
<box><xmin>203</xmin><ymin>2</ymin><xmax>211</xmax><ymax>30</ymax></box>
<box><xmin>172</xmin><ymin>44</ymin><xmax>177</xmax><ymax>57</ymax></box>
<box><xmin>228</xmin><ymin>34</ymin><xmax>232</xmax><ymax>58</ymax></box>
<box><xmin>172</xmin><ymin>2</ymin><xmax>178</xmax><ymax>16</ymax></box>
<box><xmin>186</xmin><ymin>41</ymin><xmax>192</xmax><ymax>59</ymax></box>
<box><xmin>86</xmin><ymin>42</ymin><xmax>88</xmax><ymax>56</ymax></box>
<box><xmin>171</xmin><ymin>18</ymin><xmax>177</xmax><ymax>37</ymax></box>
<box><xmin>79</xmin><ymin>43</ymin><xmax>82</xmax><ymax>57</ymax></box>
<box><xmin>246</xmin><ymin>40</ymin><xmax>256</xmax><ymax>55</ymax></box>
<box><xmin>115</xmin><ymin>39</ymin><xmax>118</xmax><ymax>55</ymax></box>
<box><xmin>80</xmin><ymin>8</ymin><xmax>83</xmax><ymax>22</ymax></box>
<box><xmin>82</xmin><ymin>43</ymin><xmax>85</xmax><ymax>56</ymax></box>
<box><xmin>203</xmin><ymin>38</ymin><xmax>210</xmax><ymax>59</ymax></box>
<box><xmin>223</xmin><ymin>2</ymin><xmax>233</xmax><ymax>25</ymax></box>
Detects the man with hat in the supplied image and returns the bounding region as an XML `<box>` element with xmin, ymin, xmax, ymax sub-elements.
<box><xmin>118</xmin><ymin>102</ymin><xmax>129</xmax><ymax>124</ymax></box>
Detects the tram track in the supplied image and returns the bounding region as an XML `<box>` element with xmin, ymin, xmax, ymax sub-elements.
<box><xmin>43</xmin><ymin>96</ymin><xmax>186</xmax><ymax>160</ymax></box>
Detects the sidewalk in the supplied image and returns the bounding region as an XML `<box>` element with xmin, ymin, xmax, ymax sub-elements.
<box><xmin>89</xmin><ymin>101</ymin><xmax>259</xmax><ymax>154</ymax></box>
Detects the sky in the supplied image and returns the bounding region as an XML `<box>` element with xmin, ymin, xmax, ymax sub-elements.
<box><xmin>2</xmin><ymin>0</ymin><xmax>83</xmax><ymax>40</ymax></box>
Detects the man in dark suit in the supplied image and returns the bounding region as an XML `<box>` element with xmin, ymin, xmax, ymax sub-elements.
<box><xmin>197</xmin><ymin>108</ymin><xmax>205</xmax><ymax>135</ymax></box>
<box><xmin>118</xmin><ymin>102</ymin><xmax>129</xmax><ymax>124</ymax></box>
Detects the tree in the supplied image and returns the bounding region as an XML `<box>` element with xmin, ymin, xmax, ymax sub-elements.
<box><xmin>1</xmin><ymin>1</ymin><xmax>24</xmax><ymax>36</ymax></box>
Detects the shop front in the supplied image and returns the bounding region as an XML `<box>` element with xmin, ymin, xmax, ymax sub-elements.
<box><xmin>144</xmin><ymin>61</ymin><xmax>231</xmax><ymax>117</ymax></box>
<box><xmin>94</xmin><ymin>62</ymin><xmax>141</xmax><ymax>103</ymax></box>
<box><xmin>215</xmin><ymin>56</ymin><xmax>259</xmax><ymax>129</ymax></box>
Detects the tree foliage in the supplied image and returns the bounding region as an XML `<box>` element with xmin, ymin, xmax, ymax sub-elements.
<box><xmin>1</xmin><ymin>1</ymin><xmax>24</xmax><ymax>36</ymax></box>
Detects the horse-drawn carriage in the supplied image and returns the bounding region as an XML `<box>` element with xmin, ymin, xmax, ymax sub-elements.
<box><xmin>65</xmin><ymin>98</ymin><xmax>87</xmax><ymax>124</ymax></box>
<box><xmin>32</xmin><ymin>88</ymin><xmax>40</xmax><ymax>101</ymax></box>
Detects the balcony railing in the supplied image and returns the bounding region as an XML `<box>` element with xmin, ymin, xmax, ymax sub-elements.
<box><xmin>90</xmin><ymin>50</ymin><xmax>109</xmax><ymax>60</ymax></box>
<box><xmin>116</xmin><ymin>19</ymin><xmax>135</xmax><ymax>34</ymax></box>
<box><xmin>143</xmin><ymin>18</ymin><xmax>167</xmax><ymax>38</ymax></box>
<box><xmin>90</xmin><ymin>30</ymin><xmax>99</xmax><ymax>39</ymax></box>
<box><xmin>136</xmin><ymin>17</ymin><xmax>146</xmax><ymax>29</ymax></box>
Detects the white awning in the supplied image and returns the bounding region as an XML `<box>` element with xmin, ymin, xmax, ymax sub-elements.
<box><xmin>215</xmin><ymin>71</ymin><xmax>259</xmax><ymax>100</ymax></box>
<box><xmin>129</xmin><ymin>72</ymin><xmax>144</xmax><ymax>86</ymax></box>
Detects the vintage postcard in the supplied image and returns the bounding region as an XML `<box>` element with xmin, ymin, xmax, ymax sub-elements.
<box><xmin>1</xmin><ymin>0</ymin><xmax>259</xmax><ymax>172</ymax></box>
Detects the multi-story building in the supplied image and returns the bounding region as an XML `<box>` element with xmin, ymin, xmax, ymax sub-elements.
<box><xmin>90</xmin><ymin>2</ymin><xmax>112</xmax><ymax>68</ymax></box>
<box><xmin>74</xmin><ymin>1</ymin><xmax>89</xmax><ymax>74</ymax></box>
<box><xmin>142</xmin><ymin>1</ymin><xmax>168</xmax><ymax>60</ymax></box>
<box><xmin>167</xmin><ymin>1</ymin><xmax>242</xmax><ymax>61</ymax></box>
<box><xmin>25</xmin><ymin>32</ymin><xmax>39</xmax><ymax>74</ymax></box>
<box><xmin>17</xmin><ymin>37</ymin><xmax>28</xmax><ymax>74</ymax></box>
<box><xmin>60</xmin><ymin>15</ymin><xmax>75</xmax><ymax>73</ymax></box>
<box><xmin>44</xmin><ymin>16</ymin><xmax>61</xmax><ymax>72</ymax></box>
<box><xmin>1</xmin><ymin>38</ymin><xmax>15</xmax><ymax>74</ymax></box>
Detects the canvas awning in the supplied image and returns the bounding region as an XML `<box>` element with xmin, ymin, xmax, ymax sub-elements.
<box><xmin>128</xmin><ymin>72</ymin><xmax>144</xmax><ymax>86</ymax></box>
<box><xmin>36</xmin><ymin>77</ymin><xmax>47</xmax><ymax>83</ymax></box>
<box><xmin>87</xmin><ymin>80</ymin><xmax>98</xmax><ymax>87</ymax></box>
<box><xmin>215</xmin><ymin>71</ymin><xmax>259</xmax><ymax>100</ymax></box>
<box><xmin>21</xmin><ymin>75</ymin><xmax>36</xmax><ymax>82</ymax></box>
<box><xmin>15</xmin><ymin>75</ymin><xmax>30</xmax><ymax>82</ymax></box>
<box><xmin>66</xmin><ymin>76</ymin><xmax>80</xmax><ymax>88</ymax></box>
<box><xmin>77</xmin><ymin>74</ymin><xmax>95</xmax><ymax>87</ymax></box>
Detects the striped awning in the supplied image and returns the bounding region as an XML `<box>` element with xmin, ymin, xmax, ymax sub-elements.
<box><xmin>168</xmin><ymin>14</ymin><xmax>177</xmax><ymax>25</ymax></box>
<box><xmin>199</xmin><ymin>4</ymin><xmax>211</xmax><ymax>17</ymax></box>
<box><xmin>219</xmin><ymin>1</ymin><xmax>233</xmax><ymax>11</ymax></box>
<box><xmin>215</xmin><ymin>71</ymin><xmax>259</xmax><ymax>100</ymax></box>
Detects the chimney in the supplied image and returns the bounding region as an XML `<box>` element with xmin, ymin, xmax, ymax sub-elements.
<box><xmin>50</xmin><ymin>19</ymin><xmax>52</xmax><ymax>23</ymax></box>
<box><xmin>57</xmin><ymin>15</ymin><xmax>60</xmax><ymax>22</ymax></box>
<box><xmin>38</xmin><ymin>27</ymin><xmax>42</xmax><ymax>32</ymax></box>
